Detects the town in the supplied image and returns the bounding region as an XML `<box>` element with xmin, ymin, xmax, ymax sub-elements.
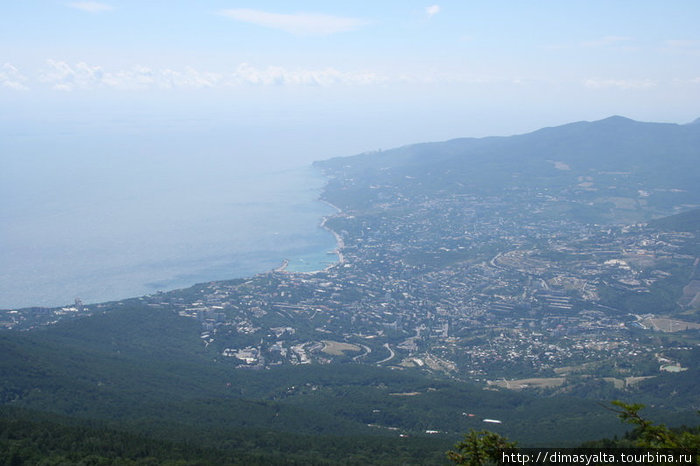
<box><xmin>4</xmin><ymin>157</ymin><xmax>698</xmax><ymax>394</ymax></box>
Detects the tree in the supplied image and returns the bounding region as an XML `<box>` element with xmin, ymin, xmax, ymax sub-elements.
<box><xmin>608</xmin><ymin>401</ymin><xmax>700</xmax><ymax>454</ymax></box>
<box><xmin>446</xmin><ymin>429</ymin><xmax>517</xmax><ymax>466</ymax></box>
<box><xmin>448</xmin><ymin>402</ymin><xmax>700</xmax><ymax>465</ymax></box>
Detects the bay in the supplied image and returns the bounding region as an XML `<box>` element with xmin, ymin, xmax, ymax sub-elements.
<box><xmin>0</xmin><ymin>124</ymin><xmax>338</xmax><ymax>309</ymax></box>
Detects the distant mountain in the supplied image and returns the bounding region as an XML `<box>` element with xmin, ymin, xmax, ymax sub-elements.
<box><xmin>320</xmin><ymin>116</ymin><xmax>699</xmax><ymax>174</ymax></box>
<box><xmin>316</xmin><ymin>116</ymin><xmax>700</xmax><ymax>219</ymax></box>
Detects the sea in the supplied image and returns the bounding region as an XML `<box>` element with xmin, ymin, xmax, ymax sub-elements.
<box><xmin>0</xmin><ymin>122</ymin><xmax>339</xmax><ymax>309</ymax></box>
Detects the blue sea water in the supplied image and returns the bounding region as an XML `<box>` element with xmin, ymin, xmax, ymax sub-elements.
<box><xmin>0</xmin><ymin>123</ymin><xmax>338</xmax><ymax>309</ymax></box>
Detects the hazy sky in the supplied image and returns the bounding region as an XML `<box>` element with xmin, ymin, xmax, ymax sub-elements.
<box><xmin>2</xmin><ymin>1</ymin><xmax>700</xmax><ymax>161</ymax></box>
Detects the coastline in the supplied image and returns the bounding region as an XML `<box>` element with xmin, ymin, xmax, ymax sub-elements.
<box><xmin>319</xmin><ymin>202</ymin><xmax>345</xmax><ymax>270</ymax></box>
<box><xmin>276</xmin><ymin>197</ymin><xmax>345</xmax><ymax>276</ymax></box>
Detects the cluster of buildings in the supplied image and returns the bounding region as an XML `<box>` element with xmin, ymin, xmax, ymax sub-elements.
<box><xmin>3</xmin><ymin>164</ymin><xmax>697</xmax><ymax>389</ymax></box>
<box><xmin>131</xmin><ymin>177</ymin><xmax>697</xmax><ymax>383</ymax></box>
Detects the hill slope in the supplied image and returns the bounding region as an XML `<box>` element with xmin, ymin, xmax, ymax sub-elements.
<box><xmin>316</xmin><ymin>116</ymin><xmax>700</xmax><ymax>220</ymax></box>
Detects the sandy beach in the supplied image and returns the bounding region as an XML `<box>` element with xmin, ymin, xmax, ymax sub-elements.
<box><xmin>271</xmin><ymin>198</ymin><xmax>345</xmax><ymax>276</ymax></box>
<box><xmin>320</xmin><ymin>213</ymin><xmax>345</xmax><ymax>270</ymax></box>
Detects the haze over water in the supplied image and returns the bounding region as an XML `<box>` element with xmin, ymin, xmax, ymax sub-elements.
<box><xmin>0</xmin><ymin>122</ymin><xmax>337</xmax><ymax>309</ymax></box>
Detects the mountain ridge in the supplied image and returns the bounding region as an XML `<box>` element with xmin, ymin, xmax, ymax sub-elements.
<box><xmin>316</xmin><ymin>115</ymin><xmax>700</xmax><ymax>219</ymax></box>
<box><xmin>319</xmin><ymin>116</ymin><xmax>699</xmax><ymax>173</ymax></box>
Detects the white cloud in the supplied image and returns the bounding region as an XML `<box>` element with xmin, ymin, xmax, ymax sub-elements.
<box><xmin>40</xmin><ymin>60</ymin><xmax>226</xmax><ymax>91</ymax></box>
<box><xmin>102</xmin><ymin>65</ymin><xmax>223</xmax><ymax>90</ymax></box>
<box><xmin>219</xmin><ymin>9</ymin><xmax>368</xmax><ymax>35</ymax></box>
<box><xmin>583</xmin><ymin>78</ymin><xmax>656</xmax><ymax>90</ymax></box>
<box><xmin>17</xmin><ymin>60</ymin><xmax>673</xmax><ymax>94</ymax></box>
<box><xmin>36</xmin><ymin>60</ymin><xmax>384</xmax><ymax>91</ymax></box>
<box><xmin>0</xmin><ymin>63</ymin><xmax>29</xmax><ymax>90</ymax></box>
<box><xmin>581</xmin><ymin>36</ymin><xmax>633</xmax><ymax>47</ymax></box>
<box><xmin>0</xmin><ymin>60</ymin><xmax>584</xmax><ymax>92</ymax></box>
<box><xmin>21</xmin><ymin>60</ymin><xmax>651</xmax><ymax>92</ymax></box>
<box><xmin>40</xmin><ymin>60</ymin><xmax>105</xmax><ymax>90</ymax></box>
<box><xmin>159</xmin><ymin>67</ymin><xmax>223</xmax><ymax>89</ymax></box>
<box><xmin>36</xmin><ymin>61</ymin><xmax>525</xmax><ymax>90</ymax></box>
<box><xmin>67</xmin><ymin>2</ymin><xmax>114</xmax><ymax>13</ymax></box>
<box><xmin>100</xmin><ymin>66</ymin><xmax>156</xmax><ymax>90</ymax></box>
<box><xmin>425</xmin><ymin>5</ymin><xmax>440</xmax><ymax>18</ymax></box>
<box><xmin>229</xmin><ymin>63</ymin><xmax>386</xmax><ymax>87</ymax></box>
